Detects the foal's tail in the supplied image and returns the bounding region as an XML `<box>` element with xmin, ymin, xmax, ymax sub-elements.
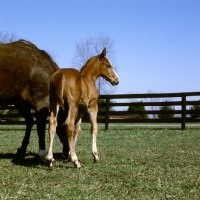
<box><xmin>50</xmin><ymin>72</ymin><xmax>65</xmax><ymax>109</ymax></box>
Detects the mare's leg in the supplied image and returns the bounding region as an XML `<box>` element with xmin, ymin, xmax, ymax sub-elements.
<box><xmin>56</xmin><ymin>107</ymin><xmax>69</xmax><ymax>158</ymax></box>
<box><xmin>56</xmin><ymin>125</ymin><xmax>69</xmax><ymax>158</ymax></box>
<box><xmin>88</xmin><ymin>102</ymin><xmax>99</xmax><ymax>163</ymax></box>
<box><xmin>15</xmin><ymin>107</ymin><xmax>34</xmax><ymax>161</ymax></box>
<box><xmin>65</xmin><ymin>104</ymin><xmax>80</xmax><ymax>168</ymax></box>
<box><xmin>46</xmin><ymin>106</ymin><xmax>59</xmax><ymax>168</ymax></box>
<box><xmin>35</xmin><ymin>107</ymin><xmax>49</xmax><ymax>159</ymax></box>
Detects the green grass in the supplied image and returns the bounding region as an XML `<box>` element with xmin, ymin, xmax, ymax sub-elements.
<box><xmin>0</xmin><ymin>124</ymin><xmax>200</xmax><ymax>199</ymax></box>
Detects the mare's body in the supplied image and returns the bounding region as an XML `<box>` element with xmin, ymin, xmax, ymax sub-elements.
<box><xmin>0</xmin><ymin>40</ymin><xmax>59</xmax><ymax>160</ymax></box>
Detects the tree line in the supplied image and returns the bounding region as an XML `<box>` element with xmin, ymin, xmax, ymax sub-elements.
<box><xmin>127</xmin><ymin>101</ymin><xmax>200</xmax><ymax>119</ymax></box>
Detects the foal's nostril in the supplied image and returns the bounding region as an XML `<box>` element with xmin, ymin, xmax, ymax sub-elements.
<box><xmin>115</xmin><ymin>78</ymin><xmax>119</xmax><ymax>85</ymax></box>
<box><xmin>112</xmin><ymin>78</ymin><xmax>119</xmax><ymax>85</ymax></box>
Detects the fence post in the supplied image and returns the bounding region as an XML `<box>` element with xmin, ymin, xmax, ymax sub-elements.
<box><xmin>105</xmin><ymin>95</ymin><xmax>110</xmax><ymax>130</ymax></box>
<box><xmin>181</xmin><ymin>93</ymin><xmax>186</xmax><ymax>130</ymax></box>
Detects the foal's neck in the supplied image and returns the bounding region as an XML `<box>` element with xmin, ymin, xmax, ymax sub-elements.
<box><xmin>80</xmin><ymin>62</ymin><xmax>100</xmax><ymax>83</ymax></box>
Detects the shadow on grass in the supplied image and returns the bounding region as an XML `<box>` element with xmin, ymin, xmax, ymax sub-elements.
<box><xmin>0</xmin><ymin>128</ymin><xmax>38</xmax><ymax>132</ymax></box>
<box><xmin>0</xmin><ymin>151</ymin><xmax>70</xmax><ymax>168</ymax></box>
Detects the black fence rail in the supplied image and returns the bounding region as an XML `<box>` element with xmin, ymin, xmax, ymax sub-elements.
<box><xmin>97</xmin><ymin>92</ymin><xmax>200</xmax><ymax>130</ymax></box>
<box><xmin>1</xmin><ymin>92</ymin><xmax>200</xmax><ymax>130</ymax></box>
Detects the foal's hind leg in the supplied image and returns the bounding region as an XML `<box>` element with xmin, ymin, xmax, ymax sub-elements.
<box><xmin>46</xmin><ymin>106</ymin><xmax>59</xmax><ymax>168</ymax></box>
<box><xmin>65</xmin><ymin>104</ymin><xmax>81</xmax><ymax>168</ymax></box>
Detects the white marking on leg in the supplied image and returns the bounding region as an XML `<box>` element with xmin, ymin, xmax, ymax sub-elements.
<box><xmin>92</xmin><ymin>131</ymin><xmax>99</xmax><ymax>162</ymax></box>
<box><xmin>71</xmin><ymin>155</ymin><xmax>81</xmax><ymax>168</ymax></box>
<box><xmin>46</xmin><ymin>113</ymin><xmax>57</xmax><ymax>165</ymax></box>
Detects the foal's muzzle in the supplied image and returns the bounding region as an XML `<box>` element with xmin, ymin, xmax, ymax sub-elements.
<box><xmin>111</xmin><ymin>77</ymin><xmax>119</xmax><ymax>85</ymax></box>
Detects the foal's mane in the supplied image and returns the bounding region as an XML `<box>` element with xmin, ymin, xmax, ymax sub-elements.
<box><xmin>80</xmin><ymin>55</ymin><xmax>99</xmax><ymax>73</ymax></box>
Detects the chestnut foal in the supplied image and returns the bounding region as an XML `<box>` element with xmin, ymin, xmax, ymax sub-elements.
<box><xmin>46</xmin><ymin>48</ymin><xmax>119</xmax><ymax>168</ymax></box>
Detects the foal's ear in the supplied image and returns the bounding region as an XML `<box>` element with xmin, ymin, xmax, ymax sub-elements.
<box><xmin>100</xmin><ymin>48</ymin><xmax>106</xmax><ymax>58</ymax></box>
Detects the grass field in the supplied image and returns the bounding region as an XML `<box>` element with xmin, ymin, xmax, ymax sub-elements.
<box><xmin>0</xmin><ymin>124</ymin><xmax>200</xmax><ymax>199</ymax></box>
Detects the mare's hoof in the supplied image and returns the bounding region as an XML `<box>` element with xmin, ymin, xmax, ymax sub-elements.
<box><xmin>14</xmin><ymin>148</ymin><xmax>26</xmax><ymax>161</ymax></box>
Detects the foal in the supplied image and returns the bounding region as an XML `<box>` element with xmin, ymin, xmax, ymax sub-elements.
<box><xmin>46</xmin><ymin>48</ymin><xmax>119</xmax><ymax>168</ymax></box>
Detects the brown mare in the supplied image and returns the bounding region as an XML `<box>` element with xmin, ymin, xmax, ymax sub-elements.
<box><xmin>46</xmin><ymin>48</ymin><xmax>119</xmax><ymax>168</ymax></box>
<box><xmin>0</xmin><ymin>40</ymin><xmax>59</xmax><ymax>160</ymax></box>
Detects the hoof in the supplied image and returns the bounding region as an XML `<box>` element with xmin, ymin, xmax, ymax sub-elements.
<box><xmin>14</xmin><ymin>148</ymin><xmax>26</xmax><ymax>161</ymax></box>
<box><xmin>94</xmin><ymin>157</ymin><xmax>100</xmax><ymax>163</ymax></box>
<box><xmin>66</xmin><ymin>157</ymin><xmax>71</xmax><ymax>162</ymax></box>
<box><xmin>47</xmin><ymin>161</ymin><xmax>54</xmax><ymax>169</ymax></box>
<box><xmin>75</xmin><ymin>163</ymin><xmax>81</xmax><ymax>168</ymax></box>
<box><xmin>74</xmin><ymin>160</ymin><xmax>81</xmax><ymax>168</ymax></box>
<box><xmin>46</xmin><ymin>158</ymin><xmax>55</xmax><ymax>169</ymax></box>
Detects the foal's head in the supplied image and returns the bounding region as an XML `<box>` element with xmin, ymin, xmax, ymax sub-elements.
<box><xmin>97</xmin><ymin>48</ymin><xmax>119</xmax><ymax>85</ymax></box>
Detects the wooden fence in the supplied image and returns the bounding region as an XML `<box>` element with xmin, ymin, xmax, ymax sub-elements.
<box><xmin>1</xmin><ymin>92</ymin><xmax>200</xmax><ymax>130</ymax></box>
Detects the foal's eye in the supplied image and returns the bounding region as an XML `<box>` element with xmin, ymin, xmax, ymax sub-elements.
<box><xmin>106</xmin><ymin>64</ymin><xmax>111</xmax><ymax>68</ymax></box>
<box><xmin>103</xmin><ymin>62</ymin><xmax>111</xmax><ymax>68</ymax></box>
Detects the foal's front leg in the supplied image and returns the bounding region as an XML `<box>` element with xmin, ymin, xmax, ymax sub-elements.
<box><xmin>88</xmin><ymin>102</ymin><xmax>99</xmax><ymax>163</ymax></box>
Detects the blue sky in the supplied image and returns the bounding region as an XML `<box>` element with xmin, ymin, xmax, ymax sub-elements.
<box><xmin>1</xmin><ymin>0</ymin><xmax>200</xmax><ymax>94</ymax></box>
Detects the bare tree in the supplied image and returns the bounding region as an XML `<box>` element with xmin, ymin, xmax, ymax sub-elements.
<box><xmin>73</xmin><ymin>33</ymin><xmax>118</xmax><ymax>94</ymax></box>
<box><xmin>0</xmin><ymin>31</ymin><xmax>58</xmax><ymax>61</ymax></box>
<box><xmin>0</xmin><ymin>31</ymin><xmax>18</xmax><ymax>43</ymax></box>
